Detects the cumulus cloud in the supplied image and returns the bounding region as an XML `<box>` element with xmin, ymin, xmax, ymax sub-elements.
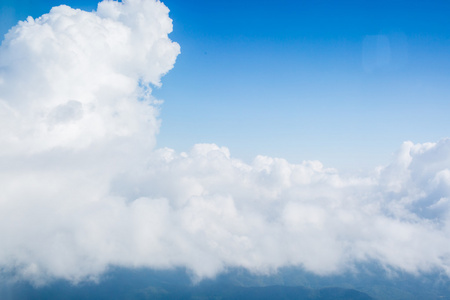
<box><xmin>1</xmin><ymin>0</ymin><xmax>450</xmax><ymax>286</ymax></box>
<box><xmin>0</xmin><ymin>0</ymin><xmax>179</xmax><ymax>154</ymax></box>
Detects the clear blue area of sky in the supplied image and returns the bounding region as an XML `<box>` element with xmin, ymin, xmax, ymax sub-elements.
<box><xmin>1</xmin><ymin>0</ymin><xmax>450</xmax><ymax>171</ymax></box>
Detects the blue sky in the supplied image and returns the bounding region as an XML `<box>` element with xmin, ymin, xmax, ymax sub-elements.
<box><xmin>2</xmin><ymin>0</ymin><xmax>450</xmax><ymax>170</ymax></box>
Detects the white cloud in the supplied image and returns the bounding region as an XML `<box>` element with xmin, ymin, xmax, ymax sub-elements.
<box><xmin>1</xmin><ymin>0</ymin><xmax>450</xmax><ymax>286</ymax></box>
<box><xmin>0</xmin><ymin>0</ymin><xmax>179</xmax><ymax>155</ymax></box>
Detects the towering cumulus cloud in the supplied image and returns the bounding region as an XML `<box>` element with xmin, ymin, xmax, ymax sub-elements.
<box><xmin>1</xmin><ymin>0</ymin><xmax>450</xmax><ymax>286</ymax></box>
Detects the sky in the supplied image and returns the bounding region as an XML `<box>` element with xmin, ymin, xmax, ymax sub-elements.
<box><xmin>2</xmin><ymin>0</ymin><xmax>450</xmax><ymax>171</ymax></box>
<box><xmin>1</xmin><ymin>0</ymin><xmax>450</xmax><ymax>287</ymax></box>
<box><xmin>157</xmin><ymin>0</ymin><xmax>450</xmax><ymax>170</ymax></box>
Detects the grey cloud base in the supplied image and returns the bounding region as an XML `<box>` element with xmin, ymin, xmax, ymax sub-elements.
<box><xmin>1</xmin><ymin>0</ymin><xmax>450</xmax><ymax>286</ymax></box>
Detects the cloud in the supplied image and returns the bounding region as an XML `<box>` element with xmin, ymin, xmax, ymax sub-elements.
<box><xmin>1</xmin><ymin>0</ymin><xmax>450</xmax><ymax>286</ymax></box>
<box><xmin>0</xmin><ymin>0</ymin><xmax>179</xmax><ymax>154</ymax></box>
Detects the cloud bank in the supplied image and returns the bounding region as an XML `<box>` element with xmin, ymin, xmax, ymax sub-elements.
<box><xmin>1</xmin><ymin>0</ymin><xmax>450</xmax><ymax>286</ymax></box>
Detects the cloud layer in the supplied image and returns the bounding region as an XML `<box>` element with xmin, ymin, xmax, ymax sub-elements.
<box><xmin>1</xmin><ymin>0</ymin><xmax>450</xmax><ymax>286</ymax></box>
